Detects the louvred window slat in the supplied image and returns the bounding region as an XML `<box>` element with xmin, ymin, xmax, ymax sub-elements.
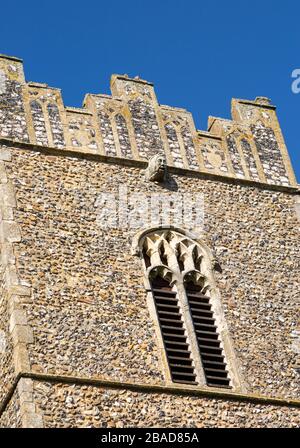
<box><xmin>185</xmin><ymin>282</ymin><xmax>231</xmax><ymax>388</ymax></box>
<box><xmin>151</xmin><ymin>277</ymin><xmax>197</xmax><ymax>385</ymax></box>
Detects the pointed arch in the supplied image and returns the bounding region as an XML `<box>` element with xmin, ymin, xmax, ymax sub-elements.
<box><xmin>164</xmin><ymin>122</ymin><xmax>184</xmax><ymax>168</ymax></box>
<box><xmin>181</xmin><ymin>126</ymin><xmax>199</xmax><ymax>170</ymax></box>
<box><xmin>47</xmin><ymin>103</ymin><xmax>65</xmax><ymax>148</ymax></box>
<box><xmin>30</xmin><ymin>100</ymin><xmax>48</xmax><ymax>146</ymax></box>
<box><xmin>98</xmin><ymin>111</ymin><xmax>116</xmax><ymax>156</ymax></box>
<box><xmin>226</xmin><ymin>132</ymin><xmax>245</xmax><ymax>178</ymax></box>
<box><xmin>114</xmin><ymin>113</ymin><xmax>132</xmax><ymax>158</ymax></box>
<box><xmin>135</xmin><ymin>227</ymin><xmax>243</xmax><ymax>389</ymax></box>
<box><xmin>251</xmin><ymin>120</ymin><xmax>288</xmax><ymax>185</ymax></box>
<box><xmin>240</xmin><ymin>137</ymin><xmax>260</xmax><ymax>181</ymax></box>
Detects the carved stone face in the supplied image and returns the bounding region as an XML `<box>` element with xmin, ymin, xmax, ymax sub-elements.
<box><xmin>145</xmin><ymin>153</ymin><xmax>167</xmax><ymax>182</ymax></box>
<box><xmin>155</xmin><ymin>155</ymin><xmax>166</xmax><ymax>171</ymax></box>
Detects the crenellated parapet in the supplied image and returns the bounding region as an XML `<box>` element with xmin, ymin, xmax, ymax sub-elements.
<box><xmin>0</xmin><ymin>54</ymin><xmax>297</xmax><ymax>187</ymax></box>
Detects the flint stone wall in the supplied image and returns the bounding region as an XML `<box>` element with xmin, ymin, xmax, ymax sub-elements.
<box><xmin>1</xmin><ymin>146</ymin><xmax>298</xmax><ymax>402</ymax></box>
<box><xmin>32</xmin><ymin>381</ymin><xmax>300</xmax><ymax>428</ymax></box>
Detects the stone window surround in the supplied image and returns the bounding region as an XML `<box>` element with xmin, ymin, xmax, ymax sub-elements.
<box><xmin>132</xmin><ymin>226</ymin><xmax>245</xmax><ymax>393</ymax></box>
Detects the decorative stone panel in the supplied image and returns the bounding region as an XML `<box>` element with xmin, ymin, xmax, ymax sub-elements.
<box><xmin>240</xmin><ymin>138</ymin><xmax>260</xmax><ymax>182</ymax></box>
<box><xmin>181</xmin><ymin>126</ymin><xmax>199</xmax><ymax>170</ymax></box>
<box><xmin>127</xmin><ymin>97</ymin><xmax>164</xmax><ymax>159</ymax></box>
<box><xmin>251</xmin><ymin>122</ymin><xmax>289</xmax><ymax>185</ymax></box>
<box><xmin>66</xmin><ymin>109</ymin><xmax>98</xmax><ymax>151</ymax></box>
<box><xmin>30</xmin><ymin>101</ymin><xmax>48</xmax><ymax>146</ymax></box>
<box><xmin>164</xmin><ymin>123</ymin><xmax>184</xmax><ymax>168</ymax></box>
<box><xmin>226</xmin><ymin>133</ymin><xmax>245</xmax><ymax>178</ymax></box>
<box><xmin>115</xmin><ymin>113</ymin><xmax>132</xmax><ymax>158</ymax></box>
<box><xmin>0</xmin><ymin>56</ymin><xmax>29</xmax><ymax>143</ymax></box>
<box><xmin>199</xmin><ymin>136</ymin><xmax>229</xmax><ymax>175</ymax></box>
<box><xmin>47</xmin><ymin>103</ymin><xmax>65</xmax><ymax>149</ymax></box>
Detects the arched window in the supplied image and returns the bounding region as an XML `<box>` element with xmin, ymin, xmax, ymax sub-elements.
<box><xmin>136</xmin><ymin>228</ymin><xmax>241</xmax><ymax>390</ymax></box>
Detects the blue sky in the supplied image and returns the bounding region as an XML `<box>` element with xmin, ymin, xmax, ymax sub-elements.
<box><xmin>1</xmin><ymin>0</ymin><xmax>299</xmax><ymax>181</ymax></box>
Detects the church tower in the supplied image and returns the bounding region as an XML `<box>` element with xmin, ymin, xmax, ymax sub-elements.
<box><xmin>0</xmin><ymin>54</ymin><xmax>299</xmax><ymax>427</ymax></box>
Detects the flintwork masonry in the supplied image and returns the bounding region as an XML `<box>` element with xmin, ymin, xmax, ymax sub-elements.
<box><xmin>0</xmin><ymin>54</ymin><xmax>299</xmax><ymax>428</ymax></box>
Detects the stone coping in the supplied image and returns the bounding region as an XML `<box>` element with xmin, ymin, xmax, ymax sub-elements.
<box><xmin>65</xmin><ymin>106</ymin><xmax>93</xmax><ymax>115</ymax></box>
<box><xmin>1</xmin><ymin>371</ymin><xmax>300</xmax><ymax>419</ymax></box>
<box><xmin>238</xmin><ymin>99</ymin><xmax>276</xmax><ymax>110</ymax></box>
<box><xmin>112</xmin><ymin>74</ymin><xmax>154</xmax><ymax>86</ymax></box>
<box><xmin>197</xmin><ymin>130</ymin><xmax>222</xmax><ymax>140</ymax></box>
<box><xmin>1</xmin><ymin>138</ymin><xmax>299</xmax><ymax>195</ymax></box>
<box><xmin>0</xmin><ymin>53</ymin><xmax>23</xmax><ymax>63</ymax></box>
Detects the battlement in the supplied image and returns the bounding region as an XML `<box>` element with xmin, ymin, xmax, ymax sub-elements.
<box><xmin>0</xmin><ymin>53</ymin><xmax>297</xmax><ymax>187</ymax></box>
